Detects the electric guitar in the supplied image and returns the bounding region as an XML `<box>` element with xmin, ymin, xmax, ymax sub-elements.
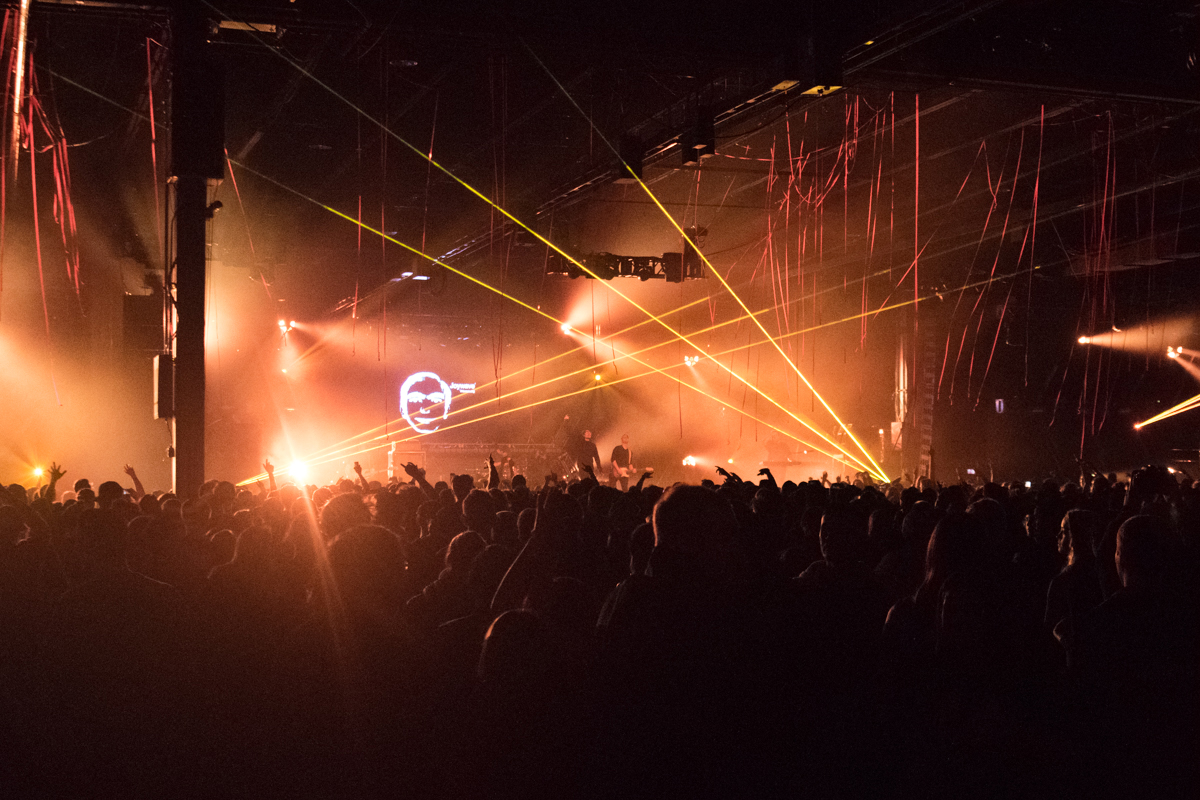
<box><xmin>613</xmin><ymin>464</ymin><xmax>653</xmax><ymax>479</ymax></box>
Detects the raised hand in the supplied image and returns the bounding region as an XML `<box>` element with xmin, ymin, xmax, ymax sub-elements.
<box><xmin>263</xmin><ymin>459</ymin><xmax>275</xmax><ymax>474</ymax></box>
<box><xmin>123</xmin><ymin>464</ymin><xmax>137</xmax><ymax>478</ymax></box>
<box><xmin>48</xmin><ymin>462</ymin><xmax>66</xmax><ymax>482</ymax></box>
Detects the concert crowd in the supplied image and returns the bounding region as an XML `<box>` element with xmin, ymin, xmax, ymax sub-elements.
<box><xmin>0</xmin><ymin>458</ymin><xmax>1195</xmax><ymax>798</ymax></box>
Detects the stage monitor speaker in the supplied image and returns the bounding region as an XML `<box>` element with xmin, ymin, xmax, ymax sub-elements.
<box><xmin>153</xmin><ymin>353</ymin><xmax>173</xmax><ymax>420</ymax></box>
<box><xmin>123</xmin><ymin>294</ymin><xmax>162</xmax><ymax>355</ymax></box>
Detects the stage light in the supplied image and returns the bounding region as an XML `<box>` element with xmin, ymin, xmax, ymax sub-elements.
<box><xmin>727</xmin><ymin>458</ymin><xmax>734</xmax><ymax>464</ymax></box>
<box><xmin>289</xmin><ymin>461</ymin><xmax>308</xmax><ymax>484</ymax></box>
<box><xmin>32</xmin><ymin>467</ymin><xmax>43</xmax><ymax>478</ymax></box>
<box><xmin>560</xmin><ymin>323</ymin><xmax>572</xmax><ymax>334</ymax></box>
<box><xmin>682</xmin><ymin>456</ymin><xmax>697</xmax><ymax>466</ymax></box>
<box><xmin>281</xmin><ymin>368</ymin><xmax>288</xmax><ymax>374</ymax></box>
<box><xmin>412</xmin><ymin>275</ymin><xmax>430</xmax><ymax>281</ymax></box>
<box><xmin>278</xmin><ymin>320</ymin><xmax>293</xmax><ymax>334</ymax></box>
<box><xmin>684</xmin><ymin>355</ymin><xmax>700</xmax><ymax>366</ymax></box>
<box><xmin>1078</xmin><ymin>336</ymin><xmax>1090</xmax><ymax>345</ymax></box>
<box><xmin>593</xmin><ymin>373</ymin><xmax>602</xmax><ymax>381</ymax></box>
<box><xmin>1168</xmin><ymin>348</ymin><xmax>1179</xmax><ymax>358</ymax></box>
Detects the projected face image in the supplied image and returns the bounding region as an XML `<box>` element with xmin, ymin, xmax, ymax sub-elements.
<box><xmin>400</xmin><ymin>371</ymin><xmax>453</xmax><ymax>433</ymax></box>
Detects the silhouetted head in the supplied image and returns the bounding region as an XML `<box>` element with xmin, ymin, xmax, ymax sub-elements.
<box><xmin>819</xmin><ymin>509</ymin><xmax>870</xmax><ymax>566</ymax></box>
<box><xmin>1115</xmin><ymin>514</ymin><xmax>1169</xmax><ymax>589</ymax></box>
<box><xmin>920</xmin><ymin>512</ymin><xmax>984</xmax><ymax>601</ymax></box>
<box><xmin>1058</xmin><ymin>508</ymin><xmax>1098</xmax><ymax>562</ymax></box>
<box><xmin>327</xmin><ymin>524</ymin><xmax>409</xmax><ymax>621</ymax></box>
<box><xmin>445</xmin><ymin>530</ymin><xmax>487</xmax><ymax>572</ymax></box>
<box><xmin>478</xmin><ymin>609</ymin><xmax>555</xmax><ymax>688</ymax></box>
<box><xmin>451</xmin><ymin>473</ymin><xmax>475</xmax><ymax>503</ymax></box>
<box><xmin>462</xmin><ymin>488</ymin><xmax>495</xmax><ymax>534</ymax></box>
<box><xmin>652</xmin><ymin>484</ymin><xmax>738</xmax><ymax>582</ymax></box>
<box><xmin>319</xmin><ymin>493</ymin><xmax>371</xmax><ymax>541</ymax></box>
<box><xmin>97</xmin><ymin>481</ymin><xmax>125</xmax><ymax>508</ymax></box>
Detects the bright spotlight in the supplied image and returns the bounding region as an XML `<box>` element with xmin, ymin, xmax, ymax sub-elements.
<box><xmin>682</xmin><ymin>455</ymin><xmax>698</xmax><ymax>467</ymax></box>
<box><xmin>593</xmin><ymin>374</ymin><xmax>602</xmax><ymax>382</ymax></box>
<box><xmin>1168</xmin><ymin>348</ymin><xmax>1179</xmax><ymax>359</ymax></box>
<box><xmin>727</xmin><ymin>458</ymin><xmax>734</xmax><ymax>464</ymax></box>
<box><xmin>289</xmin><ymin>461</ymin><xmax>308</xmax><ymax>484</ymax></box>
<box><xmin>1078</xmin><ymin>336</ymin><xmax>1090</xmax><ymax>345</ymax></box>
<box><xmin>560</xmin><ymin>323</ymin><xmax>572</xmax><ymax>334</ymax></box>
<box><xmin>32</xmin><ymin>467</ymin><xmax>43</xmax><ymax>478</ymax></box>
<box><xmin>278</xmin><ymin>320</ymin><xmax>294</xmax><ymax>334</ymax></box>
<box><xmin>683</xmin><ymin>355</ymin><xmax>700</xmax><ymax>366</ymax></box>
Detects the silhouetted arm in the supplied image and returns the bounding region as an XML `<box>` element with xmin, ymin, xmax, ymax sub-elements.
<box><xmin>353</xmin><ymin>461</ymin><xmax>370</xmax><ymax>492</ymax></box>
<box><xmin>403</xmin><ymin>462</ymin><xmax>436</xmax><ymax>498</ymax></box>
<box><xmin>263</xmin><ymin>460</ymin><xmax>277</xmax><ymax>493</ymax></box>
<box><xmin>44</xmin><ymin>462</ymin><xmax>66</xmax><ymax>502</ymax></box>
<box><xmin>123</xmin><ymin>464</ymin><xmax>146</xmax><ymax>500</ymax></box>
<box><xmin>758</xmin><ymin>467</ymin><xmax>778</xmax><ymax>491</ymax></box>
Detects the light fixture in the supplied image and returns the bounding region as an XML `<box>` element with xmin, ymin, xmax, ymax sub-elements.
<box><xmin>560</xmin><ymin>323</ymin><xmax>572</xmax><ymax>334</ymax></box>
<box><xmin>1078</xmin><ymin>336</ymin><xmax>1090</xmax><ymax>344</ymax></box>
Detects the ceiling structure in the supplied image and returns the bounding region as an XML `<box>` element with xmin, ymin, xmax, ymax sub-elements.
<box><xmin>4</xmin><ymin>0</ymin><xmax>1200</xmax><ymax>483</ymax></box>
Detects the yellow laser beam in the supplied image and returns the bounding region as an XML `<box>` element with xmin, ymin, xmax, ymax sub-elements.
<box><xmin>233</xmin><ymin>158</ymin><xmax>879</xmax><ymax>477</ymax></box>
<box><xmin>250</xmin><ymin>350</ymin><xmax>869</xmax><ymax>484</ymax></box>
<box><xmin>46</xmin><ymin>30</ymin><xmax>879</xmax><ymax>480</ymax></box>
<box><xmin>267</xmin><ymin>312</ymin><xmax>878</xmax><ymax>481</ymax></box>
<box><xmin>522</xmin><ymin>42</ymin><xmax>889</xmax><ymax>480</ymax></box>
<box><xmin>1134</xmin><ymin>393</ymin><xmax>1200</xmax><ymax>429</ymax></box>
<box><xmin>204</xmin><ymin>3</ymin><xmax>877</xmax><ymax>476</ymax></box>
<box><xmin>285</xmin><ymin>259</ymin><xmax>1033</xmax><ymax>475</ymax></box>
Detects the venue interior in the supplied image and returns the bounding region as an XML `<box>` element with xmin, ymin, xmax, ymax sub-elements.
<box><xmin>3</xmin><ymin>0</ymin><xmax>1200</xmax><ymax>492</ymax></box>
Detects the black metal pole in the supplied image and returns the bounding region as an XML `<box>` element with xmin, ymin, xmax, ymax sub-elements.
<box><xmin>170</xmin><ymin>5</ymin><xmax>223</xmax><ymax>497</ymax></box>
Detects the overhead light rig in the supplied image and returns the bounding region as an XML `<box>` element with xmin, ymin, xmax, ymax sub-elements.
<box><xmin>546</xmin><ymin>247</ymin><xmax>706</xmax><ymax>284</ymax></box>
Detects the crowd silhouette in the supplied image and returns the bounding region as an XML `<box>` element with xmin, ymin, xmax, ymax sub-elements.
<box><xmin>0</xmin><ymin>458</ymin><xmax>1195</xmax><ymax>798</ymax></box>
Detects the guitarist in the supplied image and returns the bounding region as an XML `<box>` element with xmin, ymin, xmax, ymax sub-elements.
<box><xmin>610</xmin><ymin>433</ymin><xmax>634</xmax><ymax>490</ymax></box>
